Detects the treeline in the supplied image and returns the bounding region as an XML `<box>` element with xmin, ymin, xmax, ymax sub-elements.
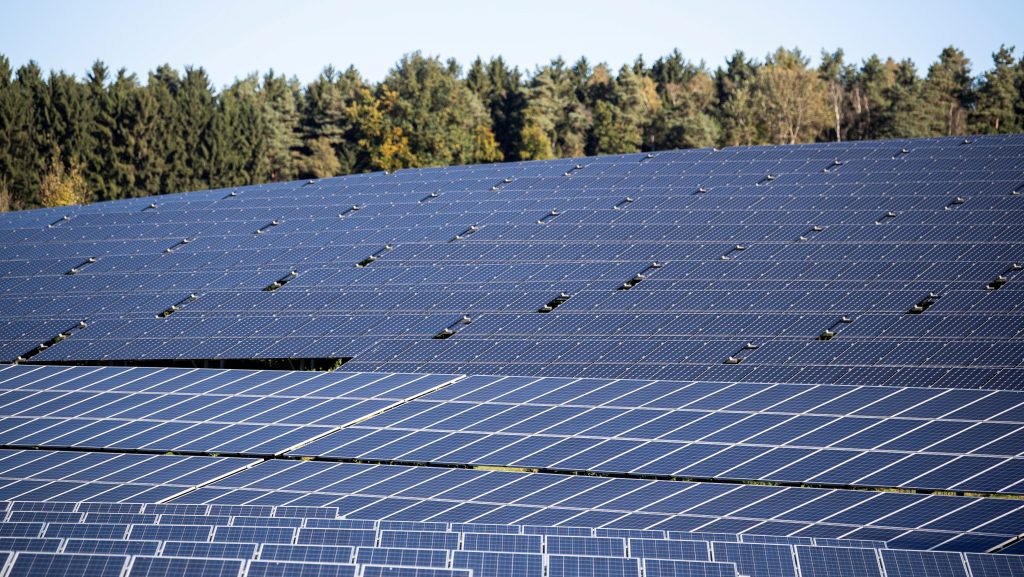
<box><xmin>1</xmin><ymin>45</ymin><xmax>1023</xmax><ymax>211</ymax></box>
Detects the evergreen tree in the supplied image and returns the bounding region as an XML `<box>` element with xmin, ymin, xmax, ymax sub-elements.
<box><xmin>972</xmin><ymin>45</ymin><xmax>1021</xmax><ymax>133</ymax></box>
<box><xmin>467</xmin><ymin>57</ymin><xmax>527</xmax><ymax>161</ymax></box>
<box><xmin>924</xmin><ymin>46</ymin><xmax>975</xmax><ymax>136</ymax></box>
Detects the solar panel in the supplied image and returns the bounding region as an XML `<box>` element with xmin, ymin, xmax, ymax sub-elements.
<box><xmin>0</xmin><ymin>136</ymin><xmax>1021</xmax><ymax>389</ymax></box>
<box><xmin>643</xmin><ymin>559</ymin><xmax>740</xmax><ymax>577</ymax></box>
<box><xmin>879</xmin><ymin>549</ymin><xmax>969</xmax><ymax>577</ymax></box>
<box><xmin>795</xmin><ymin>545</ymin><xmax>882</xmax><ymax>577</ymax></box>
<box><xmin>547</xmin><ymin>555</ymin><xmax>641</xmax><ymax>577</ymax></box>
<box><xmin>126</xmin><ymin>556</ymin><xmax>245</xmax><ymax>577</ymax></box>
<box><xmin>711</xmin><ymin>542</ymin><xmax>796</xmax><ymax>577</ymax></box>
<box><xmin>246</xmin><ymin>560</ymin><xmax>358</xmax><ymax>577</ymax></box>
<box><xmin>7</xmin><ymin>552</ymin><xmax>127</xmax><ymax>577</ymax></box>
<box><xmin>451</xmin><ymin>550</ymin><xmax>543</xmax><ymax>577</ymax></box>
<box><xmin>1</xmin><ymin>135</ymin><xmax>1024</xmax><ymax>575</ymax></box>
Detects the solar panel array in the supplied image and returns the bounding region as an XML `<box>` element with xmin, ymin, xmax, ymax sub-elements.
<box><xmin>1</xmin><ymin>134</ymin><xmax>1024</xmax><ymax>576</ymax></box>
<box><xmin>0</xmin><ymin>135</ymin><xmax>1021</xmax><ymax>388</ymax></box>
<box><xmin>1</xmin><ymin>498</ymin><xmax>1024</xmax><ymax>577</ymax></box>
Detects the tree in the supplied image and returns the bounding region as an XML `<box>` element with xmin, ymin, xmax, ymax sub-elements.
<box><xmin>39</xmin><ymin>156</ymin><xmax>89</xmax><ymax>207</ymax></box>
<box><xmin>525</xmin><ymin>59</ymin><xmax>590</xmax><ymax>157</ymax></box>
<box><xmin>753</xmin><ymin>48</ymin><xmax>830</xmax><ymax>144</ymax></box>
<box><xmin>819</xmin><ymin>49</ymin><xmax>853</xmax><ymax>142</ymax></box>
<box><xmin>716</xmin><ymin>51</ymin><xmax>760</xmax><ymax>146</ymax></box>
<box><xmin>881</xmin><ymin>59</ymin><xmax>930</xmax><ymax>138</ymax></box>
<box><xmin>924</xmin><ymin>46</ymin><xmax>975</xmax><ymax>136</ymax></box>
<box><xmin>260</xmin><ymin>71</ymin><xmax>302</xmax><ymax>181</ymax></box>
<box><xmin>467</xmin><ymin>56</ymin><xmax>527</xmax><ymax>161</ymax></box>
<box><xmin>380</xmin><ymin>53</ymin><xmax>501</xmax><ymax>167</ymax></box>
<box><xmin>972</xmin><ymin>45</ymin><xmax>1021</xmax><ymax>133</ymax></box>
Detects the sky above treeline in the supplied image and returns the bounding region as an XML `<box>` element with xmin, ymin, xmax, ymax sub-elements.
<box><xmin>1</xmin><ymin>0</ymin><xmax>1021</xmax><ymax>87</ymax></box>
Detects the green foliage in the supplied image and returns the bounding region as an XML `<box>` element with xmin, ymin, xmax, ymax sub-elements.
<box><xmin>0</xmin><ymin>45</ymin><xmax>1022</xmax><ymax>210</ymax></box>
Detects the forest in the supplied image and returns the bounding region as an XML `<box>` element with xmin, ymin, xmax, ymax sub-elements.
<box><xmin>0</xmin><ymin>45</ymin><xmax>1022</xmax><ymax>211</ymax></box>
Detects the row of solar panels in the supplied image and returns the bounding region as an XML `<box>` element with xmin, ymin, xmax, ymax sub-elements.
<box><xmin>4</xmin><ymin>447</ymin><xmax>1022</xmax><ymax>553</ymax></box>
<box><xmin>0</xmin><ymin>137</ymin><xmax>1020</xmax><ymax>385</ymax></box>
<box><xmin>6</xmin><ymin>364</ymin><xmax>1024</xmax><ymax>493</ymax></box>
<box><xmin>1</xmin><ymin>537</ymin><xmax>1020</xmax><ymax>577</ymax></box>
<box><xmin>0</xmin><ymin>496</ymin><xmax>1023</xmax><ymax>577</ymax></box>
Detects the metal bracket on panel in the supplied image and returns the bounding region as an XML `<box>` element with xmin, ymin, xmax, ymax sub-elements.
<box><xmin>613</xmin><ymin>197</ymin><xmax>634</xmax><ymax>210</ymax></box>
<box><xmin>164</xmin><ymin>238</ymin><xmax>192</xmax><ymax>254</ymax></box>
<box><xmin>490</xmin><ymin>177</ymin><xmax>514</xmax><ymax>191</ymax></box>
<box><xmin>797</xmin><ymin>225</ymin><xmax>824</xmax><ymax>242</ymax></box>
<box><xmin>433</xmin><ymin>315</ymin><xmax>472</xmax><ymax>339</ymax></box>
<box><xmin>65</xmin><ymin>257</ymin><xmax>97</xmax><ymax>275</ymax></box>
<box><xmin>563</xmin><ymin>164</ymin><xmax>585</xmax><ymax>176</ymax></box>
<box><xmin>255</xmin><ymin>220</ymin><xmax>282</xmax><ymax>234</ymax></box>
<box><xmin>618</xmin><ymin>262</ymin><xmax>663</xmax><ymax>291</ymax></box>
<box><xmin>15</xmin><ymin>320</ymin><xmax>88</xmax><ymax>363</ymax></box>
<box><xmin>451</xmin><ymin>225</ymin><xmax>480</xmax><ymax>242</ymax></box>
<box><xmin>892</xmin><ymin>147</ymin><xmax>911</xmax><ymax>159</ymax></box>
<box><xmin>355</xmin><ymin>245</ymin><xmax>393</xmax><ymax>268</ymax></box>
<box><xmin>908</xmin><ymin>293</ymin><xmax>940</xmax><ymax>314</ymax></box>
<box><xmin>47</xmin><ymin>214</ymin><xmax>71</xmax><ymax>228</ymax></box>
<box><xmin>263</xmin><ymin>271</ymin><xmax>298</xmax><ymax>292</ymax></box>
<box><xmin>817</xmin><ymin>316</ymin><xmax>854</xmax><ymax>340</ymax></box>
<box><xmin>720</xmin><ymin>245</ymin><xmax>748</xmax><ymax>261</ymax></box>
<box><xmin>157</xmin><ymin>293</ymin><xmax>199</xmax><ymax>318</ymax></box>
<box><xmin>944</xmin><ymin>196</ymin><xmax>966</xmax><ymax>210</ymax></box>
<box><xmin>538</xmin><ymin>292</ymin><xmax>571</xmax><ymax>313</ymax></box>
<box><xmin>724</xmin><ymin>341</ymin><xmax>760</xmax><ymax>364</ymax></box>
<box><xmin>339</xmin><ymin>205</ymin><xmax>363</xmax><ymax>218</ymax></box>
<box><xmin>875</xmin><ymin>211</ymin><xmax>898</xmax><ymax>224</ymax></box>
<box><xmin>822</xmin><ymin>159</ymin><xmax>845</xmax><ymax>174</ymax></box>
<box><xmin>537</xmin><ymin>210</ymin><xmax>561</xmax><ymax>224</ymax></box>
<box><xmin>987</xmin><ymin>263</ymin><xmax>1022</xmax><ymax>290</ymax></box>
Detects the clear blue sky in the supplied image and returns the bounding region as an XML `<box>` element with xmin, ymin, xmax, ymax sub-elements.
<box><xmin>2</xmin><ymin>0</ymin><xmax>1021</xmax><ymax>87</ymax></box>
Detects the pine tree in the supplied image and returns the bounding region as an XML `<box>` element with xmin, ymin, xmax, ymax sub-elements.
<box><xmin>467</xmin><ymin>57</ymin><xmax>527</xmax><ymax>161</ymax></box>
<box><xmin>924</xmin><ymin>47</ymin><xmax>975</xmax><ymax>136</ymax></box>
<box><xmin>972</xmin><ymin>45</ymin><xmax>1021</xmax><ymax>133</ymax></box>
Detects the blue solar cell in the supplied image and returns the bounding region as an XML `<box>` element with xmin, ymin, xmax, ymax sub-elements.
<box><xmin>213</xmin><ymin>525</ymin><xmax>296</xmax><ymax>544</ymax></box>
<box><xmin>355</xmin><ymin>547</ymin><xmax>449</xmax><ymax>568</ymax></box>
<box><xmin>547</xmin><ymin>555</ymin><xmax>641</xmax><ymax>577</ymax></box>
<box><xmin>63</xmin><ymin>539</ymin><xmax>159</xmax><ymax>556</ymax></box>
<box><xmin>259</xmin><ymin>544</ymin><xmax>354</xmax><ymax>563</ymax></box>
<box><xmin>0</xmin><ymin>536</ymin><xmax>62</xmax><ymax>552</ymax></box>
<box><xmin>246</xmin><ymin>561</ymin><xmax>358</xmax><ymax>577</ymax></box>
<box><xmin>629</xmin><ymin>538</ymin><xmax>710</xmax><ymax>561</ymax></box>
<box><xmin>880</xmin><ymin>549</ymin><xmax>968</xmax><ymax>577</ymax></box>
<box><xmin>546</xmin><ymin>535</ymin><xmax>626</xmax><ymax>556</ymax></box>
<box><xmin>297</xmin><ymin>528</ymin><xmax>377</xmax><ymax>547</ymax></box>
<box><xmin>8</xmin><ymin>553</ymin><xmax>127</xmax><ymax>577</ymax></box>
<box><xmin>379</xmin><ymin>530</ymin><xmax>459</xmax><ymax>550</ymax></box>
<box><xmin>161</xmin><ymin>541</ymin><xmax>257</xmax><ymax>560</ymax></box>
<box><xmin>452</xmin><ymin>550</ymin><xmax>544</xmax><ymax>577</ymax></box>
<box><xmin>126</xmin><ymin>556</ymin><xmax>245</xmax><ymax>577</ymax></box>
<box><xmin>964</xmin><ymin>552</ymin><xmax>1024</xmax><ymax>576</ymax></box>
<box><xmin>711</xmin><ymin>542</ymin><xmax>796</xmax><ymax>577</ymax></box>
<box><xmin>795</xmin><ymin>545</ymin><xmax>882</xmax><ymax>577</ymax></box>
<box><xmin>462</xmin><ymin>532</ymin><xmax>542</xmax><ymax>553</ymax></box>
<box><xmin>643</xmin><ymin>559</ymin><xmax>740</xmax><ymax>577</ymax></box>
